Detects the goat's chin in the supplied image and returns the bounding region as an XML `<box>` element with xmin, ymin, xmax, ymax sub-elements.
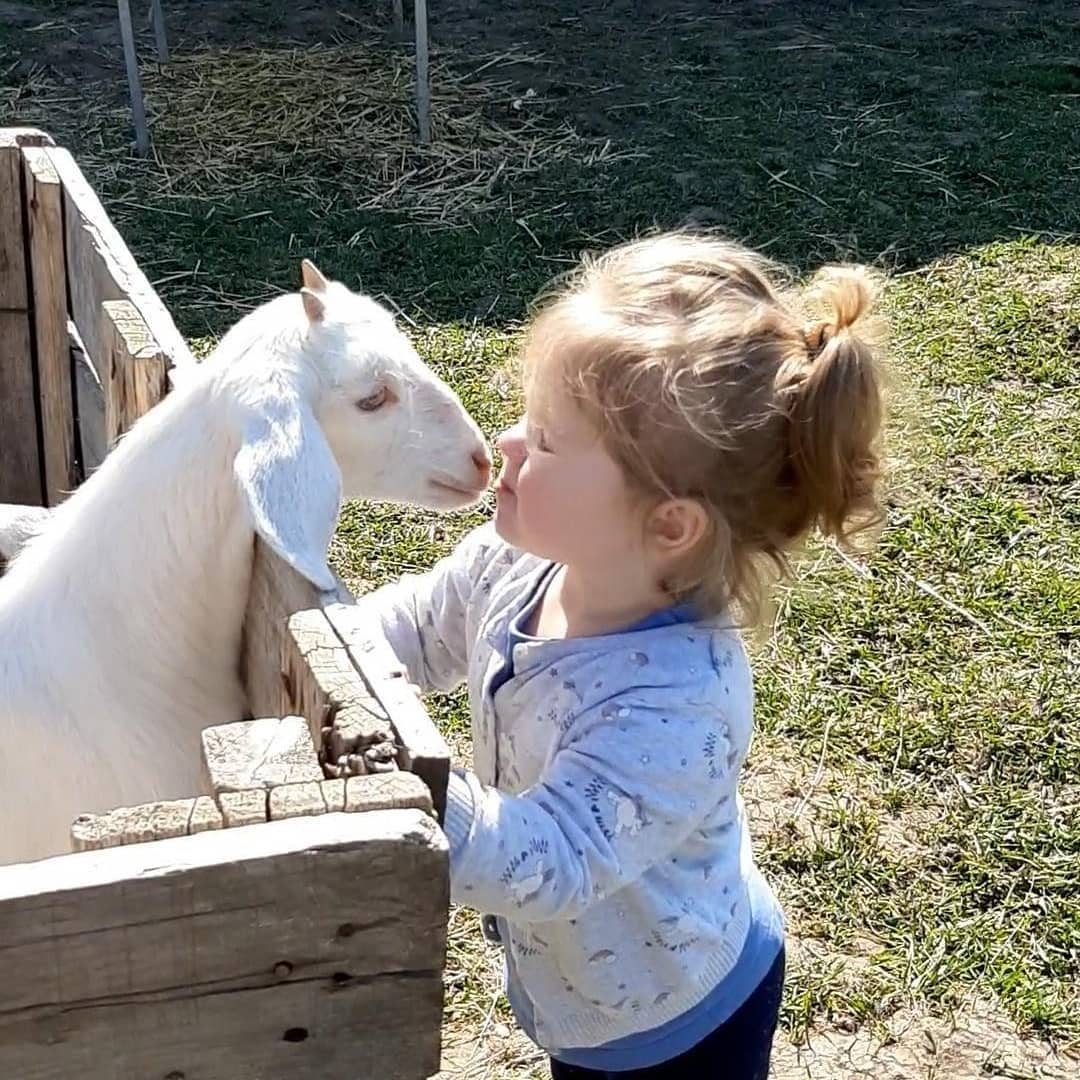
<box><xmin>344</xmin><ymin>483</ymin><xmax>486</xmax><ymax>512</ymax></box>
<box><xmin>417</xmin><ymin>481</ymin><xmax>487</xmax><ymax>511</ymax></box>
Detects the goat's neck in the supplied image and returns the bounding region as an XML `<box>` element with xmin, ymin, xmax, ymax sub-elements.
<box><xmin>4</xmin><ymin>380</ymin><xmax>252</xmax><ymax>677</ymax></box>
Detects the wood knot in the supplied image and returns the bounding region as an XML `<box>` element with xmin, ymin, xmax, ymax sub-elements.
<box><xmin>273</xmin><ymin>961</ymin><xmax>293</xmax><ymax>979</ymax></box>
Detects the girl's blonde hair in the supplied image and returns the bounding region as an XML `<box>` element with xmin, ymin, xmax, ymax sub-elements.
<box><xmin>522</xmin><ymin>231</ymin><xmax>886</xmax><ymax>621</ymax></box>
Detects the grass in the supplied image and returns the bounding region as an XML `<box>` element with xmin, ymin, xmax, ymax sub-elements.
<box><xmin>3</xmin><ymin>0</ymin><xmax>1078</xmax><ymax>1072</ymax></box>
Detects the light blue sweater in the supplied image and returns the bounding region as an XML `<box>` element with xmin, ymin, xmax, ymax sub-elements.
<box><xmin>359</xmin><ymin>523</ymin><xmax>784</xmax><ymax>1058</ymax></box>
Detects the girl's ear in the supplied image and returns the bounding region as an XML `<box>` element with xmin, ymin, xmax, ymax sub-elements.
<box><xmin>647</xmin><ymin>497</ymin><xmax>709</xmax><ymax>558</ymax></box>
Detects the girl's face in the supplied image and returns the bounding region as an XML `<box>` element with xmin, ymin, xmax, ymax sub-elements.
<box><xmin>493</xmin><ymin>386</ymin><xmax>646</xmax><ymax>573</ymax></box>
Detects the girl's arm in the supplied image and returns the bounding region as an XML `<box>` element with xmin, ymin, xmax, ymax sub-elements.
<box><xmin>353</xmin><ymin>522</ymin><xmax>508</xmax><ymax>692</ymax></box>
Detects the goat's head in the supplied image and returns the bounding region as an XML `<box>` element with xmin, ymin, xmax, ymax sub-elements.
<box><xmin>222</xmin><ymin>261</ymin><xmax>491</xmax><ymax>590</ymax></box>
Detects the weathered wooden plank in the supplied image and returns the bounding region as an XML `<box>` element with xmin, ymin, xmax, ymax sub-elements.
<box><xmin>2</xmin><ymin>973</ymin><xmax>444</xmax><ymax>1080</ymax></box>
<box><xmin>244</xmin><ymin>544</ymin><xmax>449</xmax><ymax>816</ymax></box>
<box><xmin>100</xmin><ymin>298</ymin><xmax>169</xmax><ymax>447</ymax></box>
<box><xmin>44</xmin><ymin>146</ymin><xmax>193</xmax><ymax>376</ymax></box>
<box><xmin>201</xmin><ymin>716</ymin><xmax>322</xmax><ymax>795</ymax></box>
<box><xmin>242</xmin><ymin>537</ymin><xmax>349</xmax><ymax>719</ymax></box>
<box><xmin>0</xmin><ymin>135</ymin><xmax>28</xmax><ymax>310</ymax></box>
<box><xmin>22</xmin><ymin>146</ymin><xmax>75</xmax><ymax>504</ymax></box>
<box><xmin>0</xmin><ymin>128</ymin><xmax>55</xmax><ymax>150</ymax></box>
<box><xmin>325</xmin><ymin>601</ymin><xmax>451</xmax><ymax>821</ymax></box>
<box><xmin>69</xmin><ymin>797</ymin><xmax>228</xmax><ymax>852</ymax></box>
<box><xmin>0</xmin><ymin>811</ymin><xmax>448</xmax><ymax>1080</ymax></box>
<box><xmin>284</xmin><ymin>606</ymin><xmax>394</xmax><ymax>756</ymax></box>
<box><xmin>0</xmin><ymin>138</ymin><xmax>44</xmax><ymax>506</ymax></box>
<box><xmin>69</xmin><ymin>316</ymin><xmax>107</xmax><ymax>474</ymax></box>
<box><xmin>0</xmin><ymin>314</ymin><xmax>41</xmax><ymax>506</ymax></box>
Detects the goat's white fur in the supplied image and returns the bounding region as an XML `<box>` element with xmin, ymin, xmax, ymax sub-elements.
<box><xmin>0</xmin><ymin>262</ymin><xmax>488</xmax><ymax>865</ymax></box>
<box><xmin>0</xmin><ymin>504</ymin><xmax>49</xmax><ymax>563</ymax></box>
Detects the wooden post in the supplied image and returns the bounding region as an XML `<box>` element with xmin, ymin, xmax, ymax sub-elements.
<box><xmin>47</xmin><ymin>146</ymin><xmax>192</xmax><ymax>369</ymax></box>
<box><xmin>99</xmin><ymin>299</ymin><xmax>170</xmax><ymax>447</ymax></box>
<box><xmin>42</xmin><ymin>143</ymin><xmax>192</xmax><ymax>473</ymax></box>
<box><xmin>41</xmin><ymin>145</ymin><xmax>192</xmax><ymax>460</ymax></box>
<box><xmin>414</xmin><ymin>0</ymin><xmax>431</xmax><ymax>144</ymax></box>
<box><xmin>243</xmin><ymin>543</ymin><xmax>451</xmax><ymax>819</ymax></box>
<box><xmin>149</xmin><ymin>0</ymin><xmax>169</xmax><ymax>64</ymax></box>
<box><xmin>23</xmin><ymin>147</ymin><xmax>76</xmax><ymax>504</ymax></box>
<box><xmin>283</xmin><ymin>607</ymin><xmax>394</xmax><ymax>761</ymax></box>
<box><xmin>0</xmin><ymin>135</ymin><xmax>43</xmax><ymax>506</ymax></box>
<box><xmin>117</xmin><ymin>0</ymin><xmax>150</xmax><ymax>155</ymax></box>
<box><xmin>324</xmin><ymin>602</ymin><xmax>450</xmax><ymax>820</ymax></box>
<box><xmin>392</xmin><ymin>0</ymin><xmax>404</xmax><ymax>35</ymax></box>
<box><xmin>242</xmin><ymin>538</ymin><xmax>349</xmax><ymax>721</ymax></box>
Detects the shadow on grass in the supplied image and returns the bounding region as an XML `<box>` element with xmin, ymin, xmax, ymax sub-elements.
<box><xmin>2</xmin><ymin>0</ymin><xmax>1077</xmax><ymax>337</ymax></box>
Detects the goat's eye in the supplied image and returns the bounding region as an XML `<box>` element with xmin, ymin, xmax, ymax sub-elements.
<box><xmin>356</xmin><ymin>387</ymin><xmax>389</xmax><ymax>413</ymax></box>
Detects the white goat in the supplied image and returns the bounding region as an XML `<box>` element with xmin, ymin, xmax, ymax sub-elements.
<box><xmin>0</xmin><ymin>260</ymin><xmax>490</xmax><ymax>865</ymax></box>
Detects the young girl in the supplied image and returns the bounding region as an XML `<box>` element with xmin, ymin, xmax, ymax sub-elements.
<box><xmin>359</xmin><ymin>232</ymin><xmax>885</xmax><ymax>1078</ymax></box>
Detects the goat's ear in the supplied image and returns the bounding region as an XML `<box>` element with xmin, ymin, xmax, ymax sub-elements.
<box><xmin>234</xmin><ymin>394</ymin><xmax>341</xmax><ymax>592</ymax></box>
<box><xmin>301</xmin><ymin>287</ymin><xmax>325</xmax><ymax>324</ymax></box>
<box><xmin>301</xmin><ymin>258</ymin><xmax>329</xmax><ymax>293</ymax></box>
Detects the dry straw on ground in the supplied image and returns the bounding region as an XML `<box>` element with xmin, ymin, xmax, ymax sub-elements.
<box><xmin>7</xmin><ymin>40</ymin><xmax>637</xmax><ymax>228</ymax></box>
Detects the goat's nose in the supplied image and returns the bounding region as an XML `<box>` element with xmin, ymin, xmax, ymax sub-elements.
<box><xmin>473</xmin><ymin>448</ymin><xmax>492</xmax><ymax>488</ymax></box>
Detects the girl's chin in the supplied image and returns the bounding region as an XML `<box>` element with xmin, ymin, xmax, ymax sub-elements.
<box><xmin>493</xmin><ymin>499</ymin><xmax>518</xmax><ymax>541</ymax></box>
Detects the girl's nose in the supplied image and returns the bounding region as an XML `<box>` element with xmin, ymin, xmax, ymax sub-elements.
<box><xmin>496</xmin><ymin>419</ymin><xmax>527</xmax><ymax>460</ymax></box>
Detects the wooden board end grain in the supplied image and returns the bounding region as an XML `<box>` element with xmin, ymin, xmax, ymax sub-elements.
<box><xmin>268</xmin><ymin>781</ymin><xmax>326</xmax><ymax>821</ymax></box>
<box><xmin>201</xmin><ymin>716</ymin><xmax>322</xmax><ymax>796</ymax></box>
<box><xmin>345</xmin><ymin>772</ymin><xmax>434</xmax><ymax>816</ymax></box>
<box><xmin>218</xmin><ymin>789</ymin><xmax>269</xmax><ymax>828</ymax></box>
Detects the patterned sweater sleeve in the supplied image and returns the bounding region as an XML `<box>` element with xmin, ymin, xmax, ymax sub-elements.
<box><xmin>352</xmin><ymin>523</ymin><xmax>508</xmax><ymax>693</ymax></box>
<box><xmin>443</xmin><ymin>668</ymin><xmax>750</xmax><ymax>920</ymax></box>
